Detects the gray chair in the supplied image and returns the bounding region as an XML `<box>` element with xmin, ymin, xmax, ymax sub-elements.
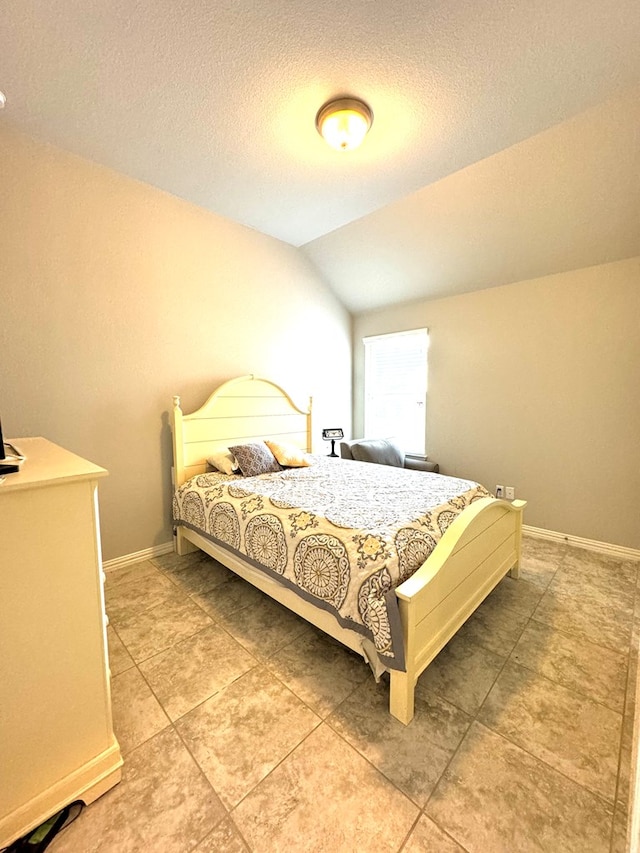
<box><xmin>340</xmin><ymin>438</ymin><xmax>439</xmax><ymax>473</ymax></box>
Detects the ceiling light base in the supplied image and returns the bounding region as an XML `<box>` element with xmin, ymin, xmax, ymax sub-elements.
<box><xmin>315</xmin><ymin>97</ymin><xmax>373</xmax><ymax>151</ymax></box>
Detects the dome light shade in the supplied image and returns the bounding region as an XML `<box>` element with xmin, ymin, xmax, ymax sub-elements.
<box><xmin>315</xmin><ymin>97</ymin><xmax>373</xmax><ymax>151</ymax></box>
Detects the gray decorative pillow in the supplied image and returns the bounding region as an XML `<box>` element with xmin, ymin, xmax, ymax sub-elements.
<box><xmin>229</xmin><ymin>442</ymin><xmax>282</xmax><ymax>477</ymax></box>
<box><xmin>351</xmin><ymin>438</ymin><xmax>404</xmax><ymax>468</ymax></box>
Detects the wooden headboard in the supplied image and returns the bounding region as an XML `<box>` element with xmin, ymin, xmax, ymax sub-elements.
<box><xmin>172</xmin><ymin>374</ymin><xmax>312</xmax><ymax>487</ymax></box>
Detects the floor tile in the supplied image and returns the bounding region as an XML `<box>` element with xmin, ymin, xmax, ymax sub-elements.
<box><xmin>519</xmin><ymin>536</ymin><xmax>566</xmax><ymax>589</ymax></box>
<box><xmin>561</xmin><ymin>547</ymin><xmax>638</xmax><ymax>589</ymax></box>
<box><xmin>193</xmin><ymin>817</ymin><xmax>249</xmax><ymax>852</ymax></box>
<box><xmin>426</xmin><ymin>721</ymin><xmax>613</xmax><ymax>853</ymax></box>
<box><xmin>151</xmin><ymin>548</ymin><xmax>217</xmax><ymax>574</ymax></box>
<box><xmin>617</xmin><ymin>595</ymin><xmax>640</xmax><ymax>812</ymax></box>
<box><xmin>191</xmin><ymin>574</ymin><xmax>267</xmax><ymax>619</ymax></box>
<box><xmin>176</xmin><ymin>666</ymin><xmax>320</xmax><ymax>809</ymax></box>
<box><xmin>265</xmin><ymin>626</ymin><xmax>368</xmax><ymax>717</ymax></box>
<box><xmin>107</xmin><ymin>625</ymin><xmax>135</xmax><ymax>676</ymax></box>
<box><xmin>511</xmin><ymin>619</ymin><xmax>627</xmax><ymax>712</ymax></box>
<box><xmin>455</xmin><ymin>592</ymin><xmax>530</xmax><ymax>656</ymax></box>
<box><xmin>329</xmin><ymin>678</ymin><xmax>470</xmax><ymax>807</ymax></box>
<box><xmin>533</xmin><ymin>583</ymin><xmax>633</xmax><ymax>654</ymax></box>
<box><xmin>403</xmin><ymin>815</ymin><xmax>466</xmax><ymax>853</ymax></box>
<box><xmin>110</xmin><ymin>666</ymin><xmax>170</xmax><ymax>754</ymax></box>
<box><xmin>478</xmin><ymin>660</ymin><xmax>622</xmax><ymax>802</ymax></box>
<box><xmin>416</xmin><ymin>633</ymin><xmax>506</xmax><ymax>715</ymax></box>
<box><xmin>483</xmin><ymin>574</ymin><xmax>544</xmax><ymax>618</ymax></box>
<box><xmin>233</xmin><ymin>724</ymin><xmax>419</xmax><ymax>853</ymax></box>
<box><xmin>549</xmin><ymin>566</ymin><xmax>635</xmax><ymax>611</ymax></box>
<box><xmin>115</xmin><ymin>594</ymin><xmax>213</xmax><ymax>663</ymax></box>
<box><xmin>215</xmin><ymin>594</ymin><xmax>310</xmax><ymax>660</ymax></box>
<box><xmin>50</xmin><ymin>728</ymin><xmax>225</xmax><ymax>853</ymax></box>
<box><xmin>617</xmin><ymin>655</ymin><xmax>637</xmax><ymax>809</ymax></box>
<box><xmin>164</xmin><ymin>558</ymin><xmax>233</xmax><ymax>596</ymax></box>
<box><xmin>104</xmin><ymin>559</ymin><xmax>160</xmax><ymax>589</ymax></box>
<box><xmin>521</xmin><ymin>535</ymin><xmax>567</xmax><ymax>564</ymax></box>
<box><xmin>139</xmin><ymin>623</ymin><xmax>258</xmax><ymax>721</ymax></box>
<box><xmin>517</xmin><ymin>562</ymin><xmax>558</xmax><ymax>591</ymax></box>
<box><xmin>105</xmin><ymin>570</ymin><xmax>184</xmax><ymax>624</ymax></box>
<box><xmin>57</xmin><ymin>542</ymin><xmax>640</xmax><ymax>852</ymax></box>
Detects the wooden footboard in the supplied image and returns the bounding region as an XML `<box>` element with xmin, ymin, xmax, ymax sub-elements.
<box><xmin>390</xmin><ymin>497</ymin><xmax>526</xmax><ymax>724</ymax></box>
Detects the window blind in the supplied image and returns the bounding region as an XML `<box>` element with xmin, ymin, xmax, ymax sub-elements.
<box><xmin>363</xmin><ymin>328</ymin><xmax>428</xmax><ymax>456</ymax></box>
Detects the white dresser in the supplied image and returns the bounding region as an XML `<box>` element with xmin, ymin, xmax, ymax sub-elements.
<box><xmin>0</xmin><ymin>438</ymin><xmax>122</xmax><ymax>847</ymax></box>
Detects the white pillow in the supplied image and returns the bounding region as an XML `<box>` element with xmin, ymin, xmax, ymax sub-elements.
<box><xmin>207</xmin><ymin>449</ymin><xmax>239</xmax><ymax>475</ymax></box>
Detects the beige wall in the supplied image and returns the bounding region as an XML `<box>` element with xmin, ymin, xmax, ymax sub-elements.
<box><xmin>0</xmin><ymin>126</ymin><xmax>352</xmax><ymax>560</ymax></box>
<box><xmin>353</xmin><ymin>258</ymin><xmax>640</xmax><ymax>549</ymax></box>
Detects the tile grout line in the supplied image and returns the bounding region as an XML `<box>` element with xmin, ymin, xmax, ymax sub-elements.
<box><xmin>170</xmin><ymin>711</ymin><xmax>253</xmax><ymax>852</ymax></box>
<box><xmin>452</xmin><ymin>554</ymin><xmax>626</xmax><ymax>830</ymax></box>
<box><xmin>524</xmin><ymin>549</ymin><xmax>635</xmax><ymax>836</ymax></box>
<box><xmin>105</xmin><ymin>543</ymin><xmax>628</xmax><ymax>851</ymax></box>
<box><xmin>115</xmin><ymin>568</ymin><xmax>256</xmax><ymax>847</ymax></box>
<box><xmin>124</xmin><ymin>561</ymin><xmax>335</xmax><ymax>849</ymax></box>
<box><xmin>473</xmin><ymin>550</ymin><xmax>622</xmax><ymax>813</ymax></box>
<box><xmin>114</xmin><ymin>547</ymin><xmax>547</xmax><ymax>845</ymax></box>
<box><xmin>420</xmin><ymin>549</ymin><xmax>605</xmax><ymax>824</ymax></box>
<box><xmin>107</xmin><ymin>561</ymin><xmax>259</xmax><ymax>850</ymax></box>
<box><xmin>222</xmin><ymin>645</ymin><xmax>384</xmax><ymax>816</ymax></box>
<box><xmin>608</xmin><ymin>578</ymin><xmax>640</xmax><ymax>851</ymax></box>
<box><xmin>521</xmin><ymin>552</ymin><xmax>633</xmax><ymax>712</ymax></box>
<box><xmin>394</xmin><ymin>812</ymin><xmax>424</xmax><ymax>853</ymax></box>
<box><xmin>420</xmin><ymin>611</ymin><xmax>524</xmax><ymax>822</ymax></box>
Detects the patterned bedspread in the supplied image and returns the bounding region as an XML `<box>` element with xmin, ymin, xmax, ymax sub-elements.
<box><xmin>173</xmin><ymin>456</ymin><xmax>491</xmax><ymax>671</ymax></box>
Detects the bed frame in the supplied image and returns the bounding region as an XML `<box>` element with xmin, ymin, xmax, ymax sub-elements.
<box><xmin>171</xmin><ymin>374</ymin><xmax>526</xmax><ymax>725</ymax></box>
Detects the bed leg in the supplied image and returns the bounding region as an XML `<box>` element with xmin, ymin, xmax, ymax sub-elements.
<box><xmin>509</xmin><ymin>501</ymin><xmax>525</xmax><ymax>579</ymax></box>
<box><xmin>389</xmin><ymin>670</ymin><xmax>415</xmax><ymax>725</ymax></box>
<box><xmin>175</xmin><ymin>528</ymin><xmax>198</xmax><ymax>556</ymax></box>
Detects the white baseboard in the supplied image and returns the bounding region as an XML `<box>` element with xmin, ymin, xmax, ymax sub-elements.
<box><xmin>523</xmin><ymin>524</ymin><xmax>640</xmax><ymax>561</ymax></box>
<box><xmin>103</xmin><ymin>541</ymin><xmax>174</xmax><ymax>572</ymax></box>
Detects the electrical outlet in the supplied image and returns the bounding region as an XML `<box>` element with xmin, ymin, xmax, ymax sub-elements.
<box><xmin>505</xmin><ymin>486</ymin><xmax>515</xmax><ymax>500</ymax></box>
<box><xmin>495</xmin><ymin>485</ymin><xmax>504</xmax><ymax>499</ymax></box>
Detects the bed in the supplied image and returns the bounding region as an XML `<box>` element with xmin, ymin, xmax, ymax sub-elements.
<box><xmin>171</xmin><ymin>374</ymin><xmax>526</xmax><ymax>724</ymax></box>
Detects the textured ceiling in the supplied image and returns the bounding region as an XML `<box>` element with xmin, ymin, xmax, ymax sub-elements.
<box><xmin>303</xmin><ymin>86</ymin><xmax>640</xmax><ymax>312</ymax></box>
<box><xmin>1</xmin><ymin>1</ymin><xmax>639</xmax><ymax>310</ymax></box>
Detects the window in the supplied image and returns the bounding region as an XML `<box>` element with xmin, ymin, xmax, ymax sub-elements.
<box><xmin>363</xmin><ymin>328</ymin><xmax>428</xmax><ymax>456</ymax></box>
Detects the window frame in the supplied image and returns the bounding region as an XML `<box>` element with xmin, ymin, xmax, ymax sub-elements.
<box><xmin>362</xmin><ymin>327</ymin><xmax>429</xmax><ymax>457</ymax></box>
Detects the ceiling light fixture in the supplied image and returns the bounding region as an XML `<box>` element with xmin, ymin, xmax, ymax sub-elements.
<box><xmin>315</xmin><ymin>97</ymin><xmax>373</xmax><ymax>151</ymax></box>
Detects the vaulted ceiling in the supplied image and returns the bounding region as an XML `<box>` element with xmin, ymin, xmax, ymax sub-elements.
<box><xmin>2</xmin><ymin>0</ymin><xmax>639</xmax><ymax>312</ymax></box>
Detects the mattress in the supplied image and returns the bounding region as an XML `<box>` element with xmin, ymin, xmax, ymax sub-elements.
<box><xmin>173</xmin><ymin>456</ymin><xmax>491</xmax><ymax>670</ymax></box>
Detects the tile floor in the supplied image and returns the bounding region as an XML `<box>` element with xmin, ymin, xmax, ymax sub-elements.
<box><xmin>49</xmin><ymin>536</ymin><xmax>639</xmax><ymax>852</ymax></box>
